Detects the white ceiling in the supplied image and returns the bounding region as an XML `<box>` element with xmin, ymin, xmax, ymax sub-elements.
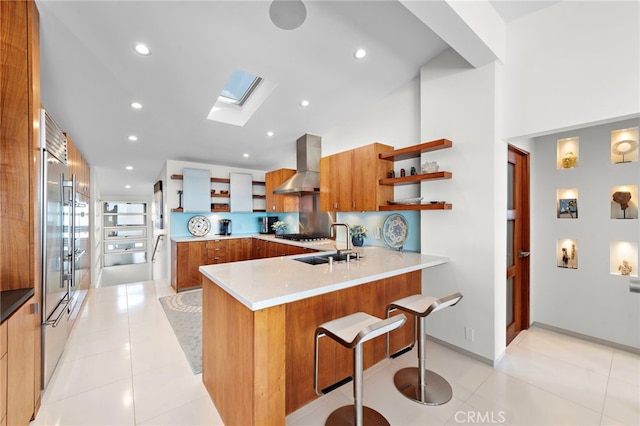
<box><xmin>37</xmin><ymin>0</ymin><xmax>554</xmax><ymax>197</ymax></box>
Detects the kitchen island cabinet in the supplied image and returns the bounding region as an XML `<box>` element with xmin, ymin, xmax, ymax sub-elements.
<box><xmin>200</xmin><ymin>247</ymin><xmax>449</xmax><ymax>424</ymax></box>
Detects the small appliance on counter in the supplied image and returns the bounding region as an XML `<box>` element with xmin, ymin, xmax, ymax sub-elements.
<box><xmin>218</xmin><ymin>219</ymin><xmax>232</xmax><ymax>235</ymax></box>
<box><xmin>258</xmin><ymin>216</ymin><xmax>279</xmax><ymax>234</ymax></box>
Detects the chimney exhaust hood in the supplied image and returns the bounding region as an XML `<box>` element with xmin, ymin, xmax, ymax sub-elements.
<box><xmin>273</xmin><ymin>134</ymin><xmax>321</xmax><ymax>195</ymax></box>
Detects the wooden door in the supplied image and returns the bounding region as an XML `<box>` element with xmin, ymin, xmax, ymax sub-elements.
<box><xmin>506</xmin><ymin>145</ymin><xmax>530</xmax><ymax>345</ymax></box>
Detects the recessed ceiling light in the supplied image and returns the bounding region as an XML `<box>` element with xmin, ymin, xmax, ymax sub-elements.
<box><xmin>125</xmin><ymin>185</ymin><xmax>131</xmax><ymax>189</ymax></box>
<box><xmin>130</xmin><ymin>102</ymin><xmax>143</xmax><ymax>110</ymax></box>
<box><xmin>354</xmin><ymin>48</ymin><xmax>367</xmax><ymax>59</ymax></box>
<box><xmin>134</xmin><ymin>43</ymin><xmax>151</xmax><ymax>56</ymax></box>
<box><xmin>128</xmin><ymin>135</ymin><xmax>138</xmax><ymax>142</ymax></box>
<box><xmin>267</xmin><ymin>131</ymin><xmax>274</xmax><ymax>137</ymax></box>
<box><xmin>125</xmin><ymin>166</ymin><xmax>133</xmax><ymax>170</ymax></box>
<box><xmin>300</xmin><ymin>100</ymin><xmax>309</xmax><ymax>107</ymax></box>
<box><xmin>243</xmin><ymin>153</ymin><xmax>249</xmax><ymax>158</ymax></box>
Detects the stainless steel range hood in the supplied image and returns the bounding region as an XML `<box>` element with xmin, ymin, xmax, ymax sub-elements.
<box><xmin>273</xmin><ymin>134</ymin><xmax>321</xmax><ymax>195</ymax></box>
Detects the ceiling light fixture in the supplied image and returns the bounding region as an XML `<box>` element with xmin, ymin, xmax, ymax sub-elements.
<box><xmin>125</xmin><ymin>185</ymin><xmax>131</xmax><ymax>189</ymax></box>
<box><xmin>134</xmin><ymin>43</ymin><xmax>151</xmax><ymax>56</ymax></box>
<box><xmin>300</xmin><ymin>100</ymin><xmax>309</xmax><ymax>107</ymax></box>
<box><xmin>128</xmin><ymin>135</ymin><xmax>138</xmax><ymax>142</ymax></box>
<box><xmin>269</xmin><ymin>0</ymin><xmax>307</xmax><ymax>30</ymax></box>
<box><xmin>125</xmin><ymin>166</ymin><xmax>133</xmax><ymax>170</ymax></box>
<box><xmin>267</xmin><ymin>131</ymin><xmax>274</xmax><ymax>137</ymax></box>
<box><xmin>243</xmin><ymin>153</ymin><xmax>249</xmax><ymax>158</ymax></box>
<box><xmin>130</xmin><ymin>102</ymin><xmax>143</xmax><ymax>110</ymax></box>
<box><xmin>354</xmin><ymin>48</ymin><xmax>367</xmax><ymax>59</ymax></box>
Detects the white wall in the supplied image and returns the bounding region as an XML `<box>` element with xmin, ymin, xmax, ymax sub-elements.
<box><xmin>502</xmin><ymin>0</ymin><xmax>640</xmax><ymax>140</ymax></box>
<box><xmin>419</xmin><ymin>49</ymin><xmax>503</xmax><ymax>362</ymax></box>
<box><xmin>532</xmin><ymin>119</ymin><xmax>640</xmax><ymax>348</ymax></box>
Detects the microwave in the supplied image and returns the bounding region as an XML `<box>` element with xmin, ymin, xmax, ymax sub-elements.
<box><xmin>258</xmin><ymin>216</ymin><xmax>279</xmax><ymax>234</ymax></box>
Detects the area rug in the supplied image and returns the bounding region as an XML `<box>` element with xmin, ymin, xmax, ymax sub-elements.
<box><xmin>158</xmin><ymin>289</ymin><xmax>202</xmax><ymax>374</ymax></box>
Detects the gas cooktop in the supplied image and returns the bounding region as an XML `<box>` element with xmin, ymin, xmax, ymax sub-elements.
<box><xmin>275</xmin><ymin>233</ymin><xmax>329</xmax><ymax>242</ymax></box>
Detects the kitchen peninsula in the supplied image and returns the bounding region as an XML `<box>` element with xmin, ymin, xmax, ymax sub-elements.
<box><xmin>199</xmin><ymin>245</ymin><xmax>449</xmax><ymax>425</ymax></box>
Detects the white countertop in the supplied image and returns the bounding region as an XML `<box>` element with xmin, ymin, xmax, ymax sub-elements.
<box><xmin>199</xmin><ymin>246</ymin><xmax>450</xmax><ymax>311</ymax></box>
<box><xmin>171</xmin><ymin>233</ymin><xmax>337</xmax><ymax>251</ymax></box>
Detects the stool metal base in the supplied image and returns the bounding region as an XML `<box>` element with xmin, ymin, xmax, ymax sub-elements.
<box><xmin>393</xmin><ymin>367</ymin><xmax>453</xmax><ymax>406</ymax></box>
<box><xmin>325</xmin><ymin>405</ymin><xmax>390</xmax><ymax>426</ymax></box>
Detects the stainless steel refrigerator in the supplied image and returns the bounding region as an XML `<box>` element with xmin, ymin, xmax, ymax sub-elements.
<box><xmin>40</xmin><ymin>109</ymin><xmax>74</xmax><ymax>388</ymax></box>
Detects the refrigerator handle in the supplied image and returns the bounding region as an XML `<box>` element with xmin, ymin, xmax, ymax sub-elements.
<box><xmin>62</xmin><ymin>175</ymin><xmax>76</xmax><ymax>286</ymax></box>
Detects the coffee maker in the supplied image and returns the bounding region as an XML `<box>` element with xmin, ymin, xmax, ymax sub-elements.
<box><xmin>258</xmin><ymin>216</ymin><xmax>278</xmax><ymax>234</ymax></box>
<box><xmin>218</xmin><ymin>219</ymin><xmax>232</xmax><ymax>236</ymax></box>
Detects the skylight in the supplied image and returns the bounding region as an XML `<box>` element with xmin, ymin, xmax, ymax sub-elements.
<box><xmin>218</xmin><ymin>70</ymin><xmax>262</xmax><ymax>106</ymax></box>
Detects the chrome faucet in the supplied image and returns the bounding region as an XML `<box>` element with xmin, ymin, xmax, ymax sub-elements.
<box><xmin>330</xmin><ymin>223</ymin><xmax>352</xmax><ymax>257</ymax></box>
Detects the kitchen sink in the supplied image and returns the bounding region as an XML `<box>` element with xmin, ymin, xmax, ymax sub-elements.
<box><xmin>294</xmin><ymin>253</ymin><xmax>356</xmax><ymax>265</ymax></box>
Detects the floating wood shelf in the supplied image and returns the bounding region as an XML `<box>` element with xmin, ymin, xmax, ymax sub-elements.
<box><xmin>378</xmin><ymin>139</ymin><xmax>452</xmax><ymax>161</ymax></box>
<box><xmin>171</xmin><ymin>207</ymin><xmax>267</xmax><ymax>213</ymax></box>
<box><xmin>378</xmin><ymin>203</ymin><xmax>452</xmax><ymax>211</ymax></box>
<box><xmin>379</xmin><ymin>171</ymin><xmax>452</xmax><ymax>186</ymax></box>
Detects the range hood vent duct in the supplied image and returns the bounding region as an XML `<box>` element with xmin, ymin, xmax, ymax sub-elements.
<box><xmin>273</xmin><ymin>134</ymin><xmax>321</xmax><ymax>195</ymax></box>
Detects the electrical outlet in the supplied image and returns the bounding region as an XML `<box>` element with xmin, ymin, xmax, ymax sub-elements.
<box><xmin>465</xmin><ymin>326</ymin><xmax>475</xmax><ymax>341</ymax></box>
<box><xmin>375</xmin><ymin>226</ymin><xmax>381</xmax><ymax>239</ymax></box>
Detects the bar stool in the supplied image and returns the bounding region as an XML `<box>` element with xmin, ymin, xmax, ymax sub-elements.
<box><xmin>387</xmin><ymin>292</ymin><xmax>463</xmax><ymax>406</ymax></box>
<box><xmin>314</xmin><ymin>312</ymin><xmax>407</xmax><ymax>426</ymax></box>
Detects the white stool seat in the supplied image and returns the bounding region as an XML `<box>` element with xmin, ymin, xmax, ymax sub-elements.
<box><xmin>317</xmin><ymin>312</ymin><xmax>407</xmax><ymax>348</ymax></box>
<box><xmin>389</xmin><ymin>293</ymin><xmax>462</xmax><ymax>317</ymax></box>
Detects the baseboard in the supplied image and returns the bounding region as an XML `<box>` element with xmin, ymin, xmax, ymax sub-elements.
<box><xmin>531</xmin><ymin>322</ymin><xmax>640</xmax><ymax>355</ymax></box>
<box><xmin>425</xmin><ymin>334</ymin><xmax>495</xmax><ymax>367</ymax></box>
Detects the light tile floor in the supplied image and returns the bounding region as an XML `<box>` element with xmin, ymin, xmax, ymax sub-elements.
<box><xmin>31</xmin><ymin>279</ymin><xmax>639</xmax><ymax>426</ymax></box>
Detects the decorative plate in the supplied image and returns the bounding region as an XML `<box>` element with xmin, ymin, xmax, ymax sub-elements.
<box><xmin>382</xmin><ymin>214</ymin><xmax>408</xmax><ymax>249</ymax></box>
<box><xmin>187</xmin><ymin>215</ymin><xmax>211</xmax><ymax>237</ymax></box>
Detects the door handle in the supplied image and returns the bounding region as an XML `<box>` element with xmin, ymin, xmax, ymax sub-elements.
<box><xmin>518</xmin><ymin>251</ymin><xmax>531</xmax><ymax>258</ymax></box>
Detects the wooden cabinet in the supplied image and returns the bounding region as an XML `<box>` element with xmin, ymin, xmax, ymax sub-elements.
<box><xmin>205</xmin><ymin>239</ymin><xmax>228</xmax><ymax>264</ymax></box>
<box><xmin>1</xmin><ymin>0</ymin><xmax>42</xmax><ymax>421</ymax></box>
<box><xmin>378</xmin><ymin>139</ymin><xmax>453</xmax><ymax>211</ymax></box>
<box><xmin>0</xmin><ymin>0</ymin><xmax>40</xmax><ymax>291</ymax></box>
<box><xmin>171</xmin><ymin>240</ymin><xmax>207</xmax><ymax>292</ymax></box>
<box><xmin>228</xmin><ymin>237</ymin><xmax>252</xmax><ymax>262</ymax></box>
<box><xmin>320</xmin><ymin>143</ymin><xmax>394</xmax><ymax>212</ymax></box>
<box><xmin>6</xmin><ymin>298</ymin><xmax>37</xmax><ymax>426</ymax></box>
<box><xmin>252</xmin><ymin>238</ymin><xmax>268</xmax><ymax>259</ymax></box>
<box><xmin>265</xmin><ymin>169</ymin><xmax>299</xmax><ymax>212</ymax></box>
<box><xmin>65</xmin><ymin>135</ymin><xmax>91</xmax><ymax>197</ymax></box>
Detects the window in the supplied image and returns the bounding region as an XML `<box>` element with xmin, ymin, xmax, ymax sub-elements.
<box><xmin>102</xmin><ymin>202</ymin><xmax>148</xmax><ymax>267</ymax></box>
<box><xmin>218</xmin><ymin>70</ymin><xmax>262</xmax><ymax>106</ymax></box>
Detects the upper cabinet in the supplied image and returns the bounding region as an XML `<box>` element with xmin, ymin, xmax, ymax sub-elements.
<box><xmin>170</xmin><ymin>174</ymin><xmax>266</xmax><ymax>213</ymax></box>
<box><xmin>265</xmin><ymin>168</ymin><xmax>299</xmax><ymax>212</ymax></box>
<box><xmin>1</xmin><ymin>0</ymin><xmax>40</xmax><ymax>291</ymax></box>
<box><xmin>320</xmin><ymin>143</ymin><xmax>394</xmax><ymax>212</ymax></box>
<box><xmin>65</xmin><ymin>134</ymin><xmax>91</xmax><ymax>197</ymax></box>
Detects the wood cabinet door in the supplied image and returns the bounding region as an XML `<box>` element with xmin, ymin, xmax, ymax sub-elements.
<box><xmin>175</xmin><ymin>241</ymin><xmax>208</xmax><ymax>291</ymax></box>
<box><xmin>265</xmin><ymin>169</ymin><xmax>298</xmax><ymax>212</ymax></box>
<box><xmin>252</xmin><ymin>238</ymin><xmax>268</xmax><ymax>259</ymax></box>
<box><xmin>320</xmin><ymin>153</ymin><xmax>351</xmax><ymax>211</ymax></box>
<box><xmin>1</xmin><ymin>0</ymin><xmax>32</xmax><ymax>290</ymax></box>
<box><xmin>6</xmin><ymin>299</ymin><xmax>36</xmax><ymax>426</ymax></box>
<box><xmin>228</xmin><ymin>238</ymin><xmax>251</xmax><ymax>262</ymax></box>
<box><xmin>351</xmin><ymin>143</ymin><xmax>393</xmax><ymax>211</ymax></box>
